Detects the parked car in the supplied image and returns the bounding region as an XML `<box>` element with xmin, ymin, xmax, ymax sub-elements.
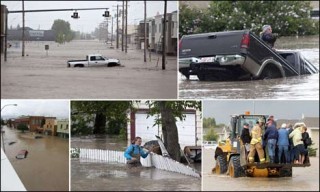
<box><xmin>179</xmin><ymin>30</ymin><xmax>319</xmax><ymax>81</ymax></box>
<box><xmin>67</xmin><ymin>54</ymin><xmax>120</xmax><ymax>67</ymax></box>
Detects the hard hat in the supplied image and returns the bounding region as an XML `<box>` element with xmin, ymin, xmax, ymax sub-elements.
<box><xmin>258</xmin><ymin>118</ymin><xmax>265</xmax><ymax>123</ymax></box>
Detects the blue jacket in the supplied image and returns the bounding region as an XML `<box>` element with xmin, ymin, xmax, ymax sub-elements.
<box><xmin>124</xmin><ymin>144</ymin><xmax>149</xmax><ymax>160</ymax></box>
<box><xmin>277</xmin><ymin>128</ymin><xmax>289</xmax><ymax>146</ymax></box>
<box><xmin>264</xmin><ymin>124</ymin><xmax>278</xmax><ymax>140</ymax></box>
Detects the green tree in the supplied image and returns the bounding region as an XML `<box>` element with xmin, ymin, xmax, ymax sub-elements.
<box><xmin>204</xmin><ymin>128</ymin><xmax>219</xmax><ymax>141</ymax></box>
<box><xmin>71</xmin><ymin>101</ymin><xmax>133</xmax><ymax>136</ymax></box>
<box><xmin>51</xmin><ymin>19</ymin><xmax>75</xmax><ymax>43</ymax></box>
<box><xmin>17</xmin><ymin>124</ymin><xmax>28</xmax><ymax>133</ymax></box>
<box><xmin>203</xmin><ymin>117</ymin><xmax>216</xmax><ymax>128</ymax></box>
<box><xmin>146</xmin><ymin>101</ymin><xmax>202</xmax><ymax>161</ymax></box>
<box><xmin>1</xmin><ymin>118</ymin><xmax>4</xmax><ymax>125</ymax></box>
<box><xmin>180</xmin><ymin>1</ymin><xmax>318</xmax><ymax>37</ymax></box>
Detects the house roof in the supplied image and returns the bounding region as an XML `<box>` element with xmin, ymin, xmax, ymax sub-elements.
<box><xmin>277</xmin><ymin>117</ymin><xmax>319</xmax><ymax>129</ymax></box>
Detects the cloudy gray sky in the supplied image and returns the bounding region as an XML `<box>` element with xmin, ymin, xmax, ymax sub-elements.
<box><xmin>2</xmin><ymin>1</ymin><xmax>178</xmax><ymax>33</ymax></box>
<box><xmin>1</xmin><ymin>100</ymin><xmax>69</xmax><ymax>119</ymax></box>
<box><xmin>203</xmin><ymin>100</ymin><xmax>319</xmax><ymax>124</ymax></box>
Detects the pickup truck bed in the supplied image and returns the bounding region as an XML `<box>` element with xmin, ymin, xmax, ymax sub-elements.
<box><xmin>179</xmin><ymin>30</ymin><xmax>318</xmax><ymax>81</ymax></box>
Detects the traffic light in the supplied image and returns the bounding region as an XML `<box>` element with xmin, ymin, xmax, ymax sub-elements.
<box><xmin>71</xmin><ymin>11</ymin><xmax>79</xmax><ymax>19</ymax></box>
<box><xmin>102</xmin><ymin>10</ymin><xmax>109</xmax><ymax>17</ymax></box>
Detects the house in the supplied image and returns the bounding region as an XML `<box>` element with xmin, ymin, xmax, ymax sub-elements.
<box><xmin>56</xmin><ymin>119</ymin><xmax>69</xmax><ymax>138</ymax></box>
<box><xmin>126</xmin><ymin>103</ymin><xmax>202</xmax><ymax>149</ymax></box>
<box><xmin>13</xmin><ymin>116</ymin><xmax>44</xmax><ymax>132</ymax></box>
<box><xmin>43</xmin><ymin>117</ymin><xmax>57</xmax><ymax>136</ymax></box>
<box><xmin>7</xmin><ymin>27</ymin><xmax>56</xmax><ymax>41</ymax></box>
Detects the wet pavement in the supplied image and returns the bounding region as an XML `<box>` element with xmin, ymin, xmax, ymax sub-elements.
<box><xmin>202</xmin><ymin>148</ymin><xmax>319</xmax><ymax>191</ymax></box>
<box><xmin>1</xmin><ymin>126</ymin><xmax>69</xmax><ymax>191</ymax></box>
<box><xmin>1</xmin><ymin>40</ymin><xmax>177</xmax><ymax>99</ymax></box>
<box><xmin>71</xmin><ymin>136</ymin><xmax>201</xmax><ymax>191</ymax></box>
<box><xmin>179</xmin><ymin>36</ymin><xmax>319</xmax><ymax>99</ymax></box>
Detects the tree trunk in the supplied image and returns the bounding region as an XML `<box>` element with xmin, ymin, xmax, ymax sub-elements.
<box><xmin>93</xmin><ymin>113</ymin><xmax>106</xmax><ymax>134</ymax></box>
<box><xmin>159</xmin><ymin>101</ymin><xmax>181</xmax><ymax>161</ymax></box>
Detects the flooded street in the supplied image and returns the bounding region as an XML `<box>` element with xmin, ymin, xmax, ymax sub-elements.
<box><xmin>1</xmin><ymin>126</ymin><xmax>69</xmax><ymax>191</ymax></box>
<box><xmin>179</xmin><ymin>36</ymin><xmax>319</xmax><ymax>99</ymax></box>
<box><xmin>1</xmin><ymin>40</ymin><xmax>177</xmax><ymax>99</ymax></box>
<box><xmin>71</xmin><ymin>136</ymin><xmax>201</xmax><ymax>191</ymax></box>
<box><xmin>202</xmin><ymin>148</ymin><xmax>319</xmax><ymax>191</ymax></box>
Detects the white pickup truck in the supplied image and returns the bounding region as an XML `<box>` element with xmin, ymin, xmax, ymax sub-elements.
<box><xmin>67</xmin><ymin>54</ymin><xmax>120</xmax><ymax>67</ymax></box>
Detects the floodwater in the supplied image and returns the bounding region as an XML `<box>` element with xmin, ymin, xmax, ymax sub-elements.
<box><xmin>179</xmin><ymin>36</ymin><xmax>319</xmax><ymax>99</ymax></box>
<box><xmin>1</xmin><ymin>40</ymin><xmax>177</xmax><ymax>99</ymax></box>
<box><xmin>1</xmin><ymin>126</ymin><xmax>69</xmax><ymax>191</ymax></box>
<box><xmin>71</xmin><ymin>136</ymin><xmax>201</xmax><ymax>191</ymax></box>
<box><xmin>202</xmin><ymin>148</ymin><xmax>320</xmax><ymax>191</ymax></box>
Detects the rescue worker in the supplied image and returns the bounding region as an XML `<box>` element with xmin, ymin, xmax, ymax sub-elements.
<box><xmin>260</xmin><ymin>25</ymin><xmax>278</xmax><ymax>48</ymax></box>
<box><xmin>124</xmin><ymin>136</ymin><xmax>153</xmax><ymax>168</ymax></box>
<box><xmin>264</xmin><ymin>120</ymin><xmax>278</xmax><ymax>163</ymax></box>
<box><xmin>248</xmin><ymin>118</ymin><xmax>266</xmax><ymax>164</ymax></box>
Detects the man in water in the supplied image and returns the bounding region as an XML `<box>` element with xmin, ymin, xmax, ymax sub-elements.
<box><xmin>124</xmin><ymin>136</ymin><xmax>153</xmax><ymax>168</ymax></box>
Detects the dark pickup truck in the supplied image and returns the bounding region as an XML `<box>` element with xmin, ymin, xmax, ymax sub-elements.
<box><xmin>179</xmin><ymin>30</ymin><xmax>319</xmax><ymax>81</ymax></box>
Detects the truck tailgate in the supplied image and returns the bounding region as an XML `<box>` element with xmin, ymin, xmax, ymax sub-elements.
<box><xmin>179</xmin><ymin>31</ymin><xmax>244</xmax><ymax>58</ymax></box>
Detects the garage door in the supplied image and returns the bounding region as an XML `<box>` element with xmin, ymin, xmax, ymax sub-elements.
<box><xmin>135</xmin><ymin>112</ymin><xmax>196</xmax><ymax>147</ymax></box>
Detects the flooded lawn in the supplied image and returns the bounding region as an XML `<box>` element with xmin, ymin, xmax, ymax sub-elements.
<box><xmin>71</xmin><ymin>136</ymin><xmax>201</xmax><ymax>191</ymax></box>
<box><xmin>179</xmin><ymin>36</ymin><xmax>319</xmax><ymax>99</ymax></box>
<box><xmin>1</xmin><ymin>126</ymin><xmax>69</xmax><ymax>191</ymax></box>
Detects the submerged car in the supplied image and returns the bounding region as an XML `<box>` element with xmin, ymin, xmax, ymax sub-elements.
<box><xmin>16</xmin><ymin>150</ymin><xmax>28</xmax><ymax>159</ymax></box>
<box><xmin>179</xmin><ymin>30</ymin><xmax>319</xmax><ymax>81</ymax></box>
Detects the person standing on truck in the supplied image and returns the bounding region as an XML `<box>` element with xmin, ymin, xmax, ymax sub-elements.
<box><xmin>248</xmin><ymin>118</ymin><xmax>265</xmax><ymax>164</ymax></box>
<box><xmin>277</xmin><ymin>123</ymin><xmax>290</xmax><ymax>164</ymax></box>
<box><xmin>124</xmin><ymin>136</ymin><xmax>153</xmax><ymax>168</ymax></box>
<box><xmin>240</xmin><ymin>123</ymin><xmax>252</xmax><ymax>153</ymax></box>
<box><xmin>289</xmin><ymin>126</ymin><xmax>306</xmax><ymax>164</ymax></box>
<box><xmin>260</xmin><ymin>25</ymin><xmax>278</xmax><ymax>48</ymax></box>
<box><xmin>264</xmin><ymin>120</ymin><xmax>278</xmax><ymax>163</ymax></box>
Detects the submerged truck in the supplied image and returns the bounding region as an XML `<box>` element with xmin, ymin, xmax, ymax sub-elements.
<box><xmin>179</xmin><ymin>30</ymin><xmax>319</xmax><ymax>81</ymax></box>
<box><xmin>213</xmin><ymin>113</ymin><xmax>310</xmax><ymax>177</ymax></box>
<box><xmin>67</xmin><ymin>54</ymin><xmax>120</xmax><ymax>68</ymax></box>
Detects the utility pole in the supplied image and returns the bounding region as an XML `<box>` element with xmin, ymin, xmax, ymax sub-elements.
<box><xmin>22</xmin><ymin>0</ymin><xmax>25</xmax><ymax>57</ymax></box>
<box><xmin>162</xmin><ymin>0</ymin><xmax>167</xmax><ymax>70</ymax></box>
<box><xmin>116</xmin><ymin>5</ymin><xmax>119</xmax><ymax>49</ymax></box>
<box><xmin>125</xmin><ymin>0</ymin><xmax>128</xmax><ymax>53</ymax></box>
<box><xmin>4</xmin><ymin>7</ymin><xmax>8</xmax><ymax>61</ymax></box>
<box><xmin>144</xmin><ymin>0</ymin><xmax>147</xmax><ymax>62</ymax></box>
<box><xmin>111</xmin><ymin>16</ymin><xmax>114</xmax><ymax>46</ymax></box>
<box><xmin>122</xmin><ymin>0</ymin><xmax>124</xmax><ymax>51</ymax></box>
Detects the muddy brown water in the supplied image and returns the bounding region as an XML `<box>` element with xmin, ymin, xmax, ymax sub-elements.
<box><xmin>202</xmin><ymin>148</ymin><xmax>319</xmax><ymax>191</ymax></box>
<box><xmin>1</xmin><ymin>40</ymin><xmax>177</xmax><ymax>99</ymax></box>
<box><xmin>1</xmin><ymin>126</ymin><xmax>69</xmax><ymax>191</ymax></box>
<box><xmin>179</xmin><ymin>36</ymin><xmax>319</xmax><ymax>99</ymax></box>
<box><xmin>71</xmin><ymin>136</ymin><xmax>201</xmax><ymax>191</ymax></box>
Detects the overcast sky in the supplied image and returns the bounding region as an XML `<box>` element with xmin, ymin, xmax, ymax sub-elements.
<box><xmin>203</xmin><ymin>100</ymin><xmax>319</xmax><ymax>124</ymax></box>
<box><xmin>2</xmin><ymin>1</ymin><xmax>178</xmax><ymax>33</ymax></box>
<box><xmin>1</xmin><ymin>100</ymin><xmax>69</xmax><ymax>119</ymax></box>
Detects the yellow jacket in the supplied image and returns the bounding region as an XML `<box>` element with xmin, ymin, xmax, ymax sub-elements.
<box><xmin>250</xmin><ymin>125</ymin><xmax>262</xmax><ymax>145</ymax></box>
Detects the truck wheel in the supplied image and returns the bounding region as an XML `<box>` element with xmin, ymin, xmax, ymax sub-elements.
<box><xmin>228</xmin><ymin>156</ymin><xmax>245</xmax><ymax>178</ymax></box>
<box><xmin>279</xmin><ymin>167</ymin><xmax>292</xmax><ymax>177</ymax></box>
<box><xmin>259</xmin><ymin>65</ymin><xmax>282</xmax><ymax>80</ymax></box>
<box><xmin>215</xmin><ymin>155</ymin><xmax>228</xmax><ymax>174</ymax></box>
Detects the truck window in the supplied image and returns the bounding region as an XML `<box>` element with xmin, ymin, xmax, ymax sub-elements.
<box><xmin>90</xmin><ymin>56</ymin><xmax>96</xmax><ymax>61</ymax></box>
<box><xmin>96</xmin><ymin>56</ymin><xmax>104</xmax><ymax>61</ymax></box>
<box><xmin>280</xmin><ymin>53</ymin><xmax>295</xmax><ymax>67</ymax></box>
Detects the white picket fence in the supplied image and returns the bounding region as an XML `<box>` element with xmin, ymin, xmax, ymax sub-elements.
<box><xmin>71</xmin><ymin>148</ymin><xmax>200</xmax><ymax>178</ymax></box>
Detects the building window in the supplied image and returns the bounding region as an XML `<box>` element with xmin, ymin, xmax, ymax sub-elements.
<box><xmin>61</xmin><ymin>124</ymin><xmax>63</xmax><ymax>129</ymax></box>
<box><xmin>66</xmin><ymin>124</ymin><xmax>68</xmax><ymax>130</ymax></box>
<box><xmin>159</xmin><ymin>24</ymin><xmax>161</xmax><ymax>33</ymax></box>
